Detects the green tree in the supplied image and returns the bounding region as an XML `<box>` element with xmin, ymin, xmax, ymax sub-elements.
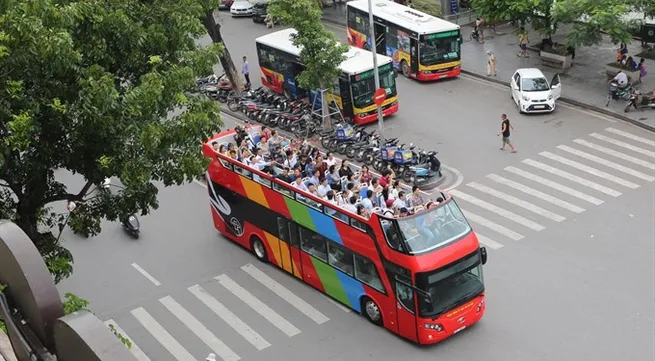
<box><xmin>267</xmin><ymin>0</ymin><xmax>348</xmax><ymax>127</ymax></box>
<box><xmin>0</xmin><ymin>0</ymin><xmax>223</xmax><ymax>283</ymax></box>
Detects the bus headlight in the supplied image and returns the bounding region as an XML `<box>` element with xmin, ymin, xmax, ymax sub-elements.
<box><xmin>424</xmin><ymin>323</ymin><xmax>443</xmax><ymax>331</ymax></box>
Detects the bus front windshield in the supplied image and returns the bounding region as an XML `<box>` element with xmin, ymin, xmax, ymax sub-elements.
<box><xmin>351</xmin><ymin>69</ymin><xmax>397</xmax><ymax>109</ymax></box>
<box><xmin>419</xmin><ymin>35</ymin><xmax>460</xmax><ymax>66</ymax></box>
<box><xmin>394</xmin><ymin>199</ymin><xmax>471</xmax><ymax>254</ymax></box>
<box><xmin>415</xmin><ymin>251</ymin><xmax>484</xmax><ymax>318</ymax></box>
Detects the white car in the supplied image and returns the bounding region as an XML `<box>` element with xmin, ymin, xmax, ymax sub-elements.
<box><xmin>230</xmin><ymin>0</ymin><xmax>253</xmax><ymax>16</ymax></box>
<box><xmin>510</xmin><ymin>68</ymin><xmax>562</xmax><ymax>113</ymax></box>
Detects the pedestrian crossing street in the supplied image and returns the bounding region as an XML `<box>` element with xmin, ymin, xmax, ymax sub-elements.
<box><xmin>104</xmin><ymin>263</ymin><xmax>350</xmax><ymax>361</ymax></box>
<box><xmin>449</xmin><ymin>127</ymin><xmax>655</xmax><ymax>250</ymax></box>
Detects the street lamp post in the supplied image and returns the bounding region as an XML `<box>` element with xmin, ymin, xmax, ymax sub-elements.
<box><xmin>366</xmin><ymin>0</ymin><xmax>385</xmax><ymax>145</ymax></box>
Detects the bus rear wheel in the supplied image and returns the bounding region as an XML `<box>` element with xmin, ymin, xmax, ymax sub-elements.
<box><xmin>401</xmin><ymin>60</ymin><xmax>410</xmax><ymax>77</ymax></box>
<box><xmin>361</xmin><ymin>297</ymin><xmax>382</xmax><ymax>326</ymax></box>
<box><xmin>251</xmin><ymin>236</ymin><xmax>268</xmax><ymax>263</ymax></box>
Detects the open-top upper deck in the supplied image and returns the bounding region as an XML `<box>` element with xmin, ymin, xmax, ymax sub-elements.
<box><xmin>255</xmin><ymin>28</ymin><xmax>393</xmax><ymax>76</ymax></box>
<box><xmin>346</xmin><ymin>0</ymin><xmax>460</xmax><ymax>36</ymax></box>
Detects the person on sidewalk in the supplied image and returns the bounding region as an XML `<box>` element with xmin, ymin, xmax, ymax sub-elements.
<box><xmin>475</xmin><ymin>17</ymin><xmax>484</xmax><ymax>43</ymax></box>
<box><xmin>497</xmin><ymin>113</ymin><xmax>517</xmax><ymax>153</ymax></box>
<box><xmin>517</xmin><ymin>30</ymin><xmax>529</xmax><ymax>57</ymax></box>
<box><xmin>639</xmin><ymin>58</ymin><xmax>648</xmax><ymax>82</ymax></box>
<box><xmin>242</xmin><ymin>56</ymin><xmax>250</xmax><ymax>87</ymax></box>
<box><xmin>486</xmin><ymin>50</ymin><xmax>497</xmax><ymax>76</ymax></box>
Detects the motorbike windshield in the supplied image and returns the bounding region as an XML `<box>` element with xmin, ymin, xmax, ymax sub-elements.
<box><xmin>127</xmin><ymin>215</ymin><xmax>140</xmax><ymax>228</ymax></box>
<box><xmin>394</xmin><ymin>199</ymin><xmax>471</xmax><ymax>254</ymax></box>
<box><xmin>351</xmin><ymin>69</ymin><xmax>397</xmax><ymax>109</ymax></box>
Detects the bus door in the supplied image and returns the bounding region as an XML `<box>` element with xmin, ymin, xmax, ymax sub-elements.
<box><xmin>276</xmin><ymin>218</ymin><xmax>302</xmax><ymax>279</ymax></box>
<box><xmin>374</xmin><ymin>22</ymin><xmax>386</xmax><ymax>55</ymax></box>
<box><xmin>394</xmin><ymin>275</ymin><xmax>418</xmax><ymax>342</ymax></box>
<box><xmin>409</xmin><ymin>38</ymin><xmax>419</xmax><ymax>77</ymax></box>
<box><xmin>339</xmin><ymin>78</ymin><xmax>354</xmax><ymax>121</ymax></box>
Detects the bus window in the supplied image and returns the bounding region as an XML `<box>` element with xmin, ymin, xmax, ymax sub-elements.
<box><xmin>328</xmin><ymin>242</ymin><xmax>354</xmax><ymax>276</ymax></box>
<box><xmin>396</xmin><ymin>281</ymin><xmax>415</xmax><ymax>313</ymax></box>
<box><xmin>354</xmin><ymin>254</ymin><xmax>384</xmax><ymax>292</ymax></box>
<box><xmin>277</xmin><ymin>217</ymin><xmax>290</xmax><ymax>242</ymax></box>
<box><xmin>233</xmin><ymin>165</ymin><xmax>252</xmax><ymax>178</ymax></box>
<box><xmin>257</xmin><ymin>46</ymin><xmax>272</xmax><ymax>69</ymax></box>
<box><xmin>381</xmin><ymin>219</ymin><xmax>404</xmax><ymax>252</ymax></box>
<box><xmin>300</xmin><ymin>228</ymin><xmax>328</xmax><ymax>262</ymax></box>
<box><xmin>348</xmin><ymin>8</ymin><xmax>368</xmax><ymax>35</ymax></box>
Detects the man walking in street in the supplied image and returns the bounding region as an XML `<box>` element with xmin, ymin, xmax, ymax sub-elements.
<box><xmin>242</xmin><ymin>56</ymin><xmax>250</xmax><ymax>86</ymax></box>
<box><xmin>497</xmin><ymin>113</ymin><xmax>517</xmax><ymax>153</ymax></box>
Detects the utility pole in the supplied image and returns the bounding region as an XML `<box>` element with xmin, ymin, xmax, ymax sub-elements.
<box><xmin>367</xmin><ymin>0</ymin><xmax>385</xmax><ymax>145</ymax></box>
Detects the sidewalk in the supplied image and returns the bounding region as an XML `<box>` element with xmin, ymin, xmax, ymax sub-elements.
<box><xmin>320</xmin><ymin>7</ymin><xmax>655</xmax><ymax>132</ymax></box>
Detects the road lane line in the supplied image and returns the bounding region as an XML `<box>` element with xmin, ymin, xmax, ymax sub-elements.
<box><xmin>589</xmin><ymin>133</ymin><xmax>655</xmax><ymax>158</ymax></box>
<box><xmin>557</xmin><ymin>145</ymin><xmax>655</xmax><ymax>182</ymax></box>
<box><xmin>188</xmin><ymin>284</ymin><xmax>270</xmax><ymax>350</ymax></box>
<box><xmin>467</xmin><ymin>182</ymin><xmax>565</xmax><ymax>222</ymax></box>
<box><xmin>475</xmin><ymin>233</ymin><xmax>504</xmax><ymax>250</ymax></box>
<box><xmin>450</xmin><ymin>189</ymin><xmax>545</xmax><ymax>231</ymax></box>
<box><xmin>215</xmin><ymin>274</ymin><xmax>301</xmax><ymax>337</ymax></box>
<box><xmin>131</xmin><ymin>307</ymin><xmax>196</xmax><ymax>361</ymax></box>
<box><xmin>572</xmin><ymin>139</ymin><xmax>655</xmax><ymax>170</ymax></box>
<box><xmin>522</xmin><ymin>159</ymin><xmax>621</xmax><ymax>197</ymax></box>
<box><xmin>241</xmin><ymin>264</ymin><xmax>329</xmax><ymax>324</ymax></box>
<box><xmin>539</xmin><ymin>151</ymin><xmax>639</xmax><ymax>189</ymax></box>
<box><xmin>461</xmin><ymin>210</ymin><xmax>524</xmax><ymax>241</ymax></box>
<box><xmin>160</xmin><ymin>296</ymin><xmax>240</xmax><ymax>361</ymax></box>
<box><xmin>130</xmin><ymin>263</ymin><xmax>161</xmax><ymax>286</ymax></box>
<box><xmin>605</xmin><ymin>128</ymin><xmax>655</xmax><ymax>147</ymax></box>
<box><xmin>504</xmin><ymin>166</ymin><xmax>603</xmax><ymax>205</ymax></box>
<box><xmin>326</xmin><ymin>297</ymin><xmax>351</xmax><ymax>313</ymax></box>
<box><xmin>104</xmin><ymin>320</ymin><xmax>152</xmax><ymax>361</ymax></box>
<box><xmin>486</xmin><ymin>174</ymin><xmax>585</xmax><ymax>213</ymax></box>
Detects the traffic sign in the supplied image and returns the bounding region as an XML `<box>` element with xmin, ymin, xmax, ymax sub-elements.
<box><xmin>373</xmin><ymin>88</ymin><xmax>386</xmax><ymax>106</ymax></box>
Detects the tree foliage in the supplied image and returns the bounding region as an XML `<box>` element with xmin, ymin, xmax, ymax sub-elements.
<box><xmin>267</xmin><ymin>0</ymin><xmax>348</xmax><ymax>91</ymax></box>
<box><xmin>471</xmin><ymin>0</ymin><xmax>638</xmax><ymax>47</ymax></box>
<box><xmin>0</xmin><ymin>0</ymin><xmax>223</xmax><ymax>283</ymax></box>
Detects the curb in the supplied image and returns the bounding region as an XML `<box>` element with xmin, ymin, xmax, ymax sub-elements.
<box><xmin>461</xmin><ymin>69</ymin><xmax>655</xmax><ymax>133</ymax></box>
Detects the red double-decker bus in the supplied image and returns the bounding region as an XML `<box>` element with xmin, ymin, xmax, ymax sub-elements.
<box><xmin>202</xmin><ymin>126</ymin><xmax>488</xmax><ymax>344</ymax></box>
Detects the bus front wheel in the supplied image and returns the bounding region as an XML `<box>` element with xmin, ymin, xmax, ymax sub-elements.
<box><xmin>251</xmin><ymin>236</ymin><xmax>269</xmax><ymax>263</ymax></box>
<box><xmin>361</xmin><ymin>297</ymin><xmax>382</xmax><ymax>326</ymax></box>
<box><xmin>401</xmin><ymin>60</ymin><xmax>410</xmax><ymax>77</ymax></box>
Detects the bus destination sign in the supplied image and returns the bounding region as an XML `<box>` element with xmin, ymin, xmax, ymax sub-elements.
<box><xmin>354</xmin><ymin>63</ymin><xmax>393</xmax><ymax>81</ymax></box>
<box><xmin>423</xmin><ymin>30</ymin><xmax>459</xmax><ymax>40</ymax></box>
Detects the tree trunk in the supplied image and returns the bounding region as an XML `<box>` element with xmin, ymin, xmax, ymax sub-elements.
<box><xmin>202</xmin><ymin>10</ymin><xmax>245</xmax><ymax>93</ymax></box>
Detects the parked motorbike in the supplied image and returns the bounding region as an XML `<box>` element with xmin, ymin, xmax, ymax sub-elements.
<box><xmin>401</xmin><ymin>151</ymin><xmax>442</xmax><ymax>186</ymax></box>
<box><xmin>624</xmin><ymin>89</ymin><xmax>655</xmax><ymax>112</ymax></box>
<box><xmin>606</xmin><ymin>82</ymin><xmax>632</xmax><ymax>106</ymax></box>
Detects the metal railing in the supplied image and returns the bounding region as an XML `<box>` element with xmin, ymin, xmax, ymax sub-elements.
<box><xmin>440</xmin><ymin>9</ymin><xmax>478</xmax><ymax>26</ymax></box>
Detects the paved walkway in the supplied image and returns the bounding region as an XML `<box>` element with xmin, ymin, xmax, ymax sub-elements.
<box><xmin>320</xmin><ymin>6</ymin><xmax>655</xmax><ymax>131</ymax></box>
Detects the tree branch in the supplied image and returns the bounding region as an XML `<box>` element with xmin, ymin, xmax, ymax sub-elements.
<box><xmin>44</xmin><ymin>180</ymin><xmax>94</xmax><ymax>204</ymax></box>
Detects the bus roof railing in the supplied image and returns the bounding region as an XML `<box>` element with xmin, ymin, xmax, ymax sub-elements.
<box><xmin>202</xmin><ymin>126</ymin><xmax>451</xmax><ymax>225</ymax></box>
<box><xmin>346</xmin><ymin>0</ymin><xmax>460</xmax><ymax>35</ymax></box>
<box><xmin>255</xmin><ymin>28</ymin><xmax>393</xmax><ymax>76</ymax></box>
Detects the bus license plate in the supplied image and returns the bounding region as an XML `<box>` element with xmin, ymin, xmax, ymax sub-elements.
<box><xmin>454</xmin><ymin>326</ymin><xmax>466</xmax><ymax>334</ymax></box>
<box><xmin>439</xmin><ymin>75</ymin><xmax>447</xmax><ymax>79</ymax></box>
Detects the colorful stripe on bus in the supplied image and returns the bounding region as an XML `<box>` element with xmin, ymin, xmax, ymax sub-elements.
<box><xmin>208</xmin><ymin>173</ymin><xmax>373</xmax><ymax>313</ymax></box>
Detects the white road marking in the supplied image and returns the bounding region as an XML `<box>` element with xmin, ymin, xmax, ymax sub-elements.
<box><xmin>522</xmin><ymin>159</ymin><xmax>621</xmax><ymax>197</ymax></box>
<box><xmin>104</xmin><ymin>320</ymin><xmax>152</xmax><ymax>361</ymax></box>
<box><xmin>504</xmin><ymin>166</ymin><xmax>603</xmax><ymax>205</ymax></box>
<box><xmin>467</xmin><ymin>182</ymin><xmax>565</xmax><ymax>222</ymax></box>
<box><xmin>557</xmin><ymin>145</ymin><xmax>655</xmax><ymax>182</ymax></box>
<box><xmin>450</xmin><ymin>189</ymin><xmax>545</xmax><ymax>231</ymax></box>
<box><xmin>215</xmin><ymin>274</ymin><xmax>301</xmax><ymax>337</ymax></box>
<box><xmin>475</xmin><ymin>233</ymin><xmax>504</xmax><ymax>250</ymax></box>
<box><xmin>194</xmin><ymin>179</ymin><xmax>207</xmax><ymax>188</ymax></box>
<box><xmin>241</xmin><ymin>263</ymin><xmax>329</xmax><ymax>324</ymax></box>
<box><xmin>131</xmin><ymin>307</ymin><xmax>196</xmax><ymax>361</ymax></box>
<box><xmin>461</xmin><ymin>210</ymin><xmax>524</xmax><ymax>241</ymax></box>
<box><xmin>442</xmin><ymin>164</ymin><xmax>464</xmax><ymax>191</ymax></box>
<box><xmin>188</xmin><ymin>284</ymin><xmax>270</xmax><ymax>350</ymax></box>
<box><xmin>605</xmin><ymin>127</ymin><xmax>655</xmax><ymax>147</ymax></box>
<box><xmin>159</xmin><ymin>296</ymin><xmax>240</xmax><ymax>361</ymax></box>
<box><xmin>326</xmin><ymin>297</ymin><xmax>351</xmax><ymax>312</ymax></box>
<box><xmin>589</xmin><ymin>133</ymin><xmax>655</xmax><ymax>158</ymax></box>
<box><xmin>130</xmin><ymin>263</ymin><xmax>161</xmax><ymax>286</ymax></box>
<box><xmin>539</xmin><ymin>151</ymin><xmax>639</xmax><ymax>189</ymax></box>
<box><xmin>572</xmin><ymin>139</ymin><xmax>655</xmax><ymax>170</ymax></box>
<box><xmin>486</xmin><ymin>173</ymin><xmax>585</xmax><ymax>213</ymax></box>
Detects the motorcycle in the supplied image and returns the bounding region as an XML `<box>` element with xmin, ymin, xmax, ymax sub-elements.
<box><xmin>624</xmin><ymin>89</ymin><xmax>655</xmax><ymax>112</ymax></box>
<box><xmin>102</xmin><ymin>178</ymin><xmax>141</xmax><ymax>239</ymax></box>
<box><xmin>402</xmin><ymin>151</ymin><xmax>442</xmax><ymax>187</ymax></box>
<box><xmin>606</xmin><ymin>82</ymin><xmax>632</xmax><ymax>106</ymax></box>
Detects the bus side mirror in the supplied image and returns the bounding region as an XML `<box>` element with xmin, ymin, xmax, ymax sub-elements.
<box><xmin>480</xmin><ymin>247</ymin><xmax>488</xmax><ymax>265</ymax></box>
<box><xmin>459</xmin><ymin>37</ymin><xmax>463</xmax><ymax>45</ymax></box>
<box><xmin>393</xmin><ymin>69</ymin><xmax>399</xmax><ymax>78</ymax></box>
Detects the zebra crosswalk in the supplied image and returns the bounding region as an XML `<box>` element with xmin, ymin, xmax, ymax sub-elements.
<box><xmin>450</xmin><ymin>127</ymin><xmax>655</xmax><ymax>250</ymax></box>
<box><xmin>104</xmin><ymin>263</ymin><xmax>348</xmax><ymax>361</ymax></box>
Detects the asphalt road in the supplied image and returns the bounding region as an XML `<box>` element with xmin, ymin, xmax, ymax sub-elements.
<box><xmin>55</xmin><ymin>12</ymin><xmax>655</xmax><ymax>361</ymax></box>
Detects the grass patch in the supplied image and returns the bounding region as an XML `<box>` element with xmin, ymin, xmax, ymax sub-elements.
<box><xmin>411</xmin><ymin>0</ymin><xmax>441</xmax><ymax>17</ymax></box>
